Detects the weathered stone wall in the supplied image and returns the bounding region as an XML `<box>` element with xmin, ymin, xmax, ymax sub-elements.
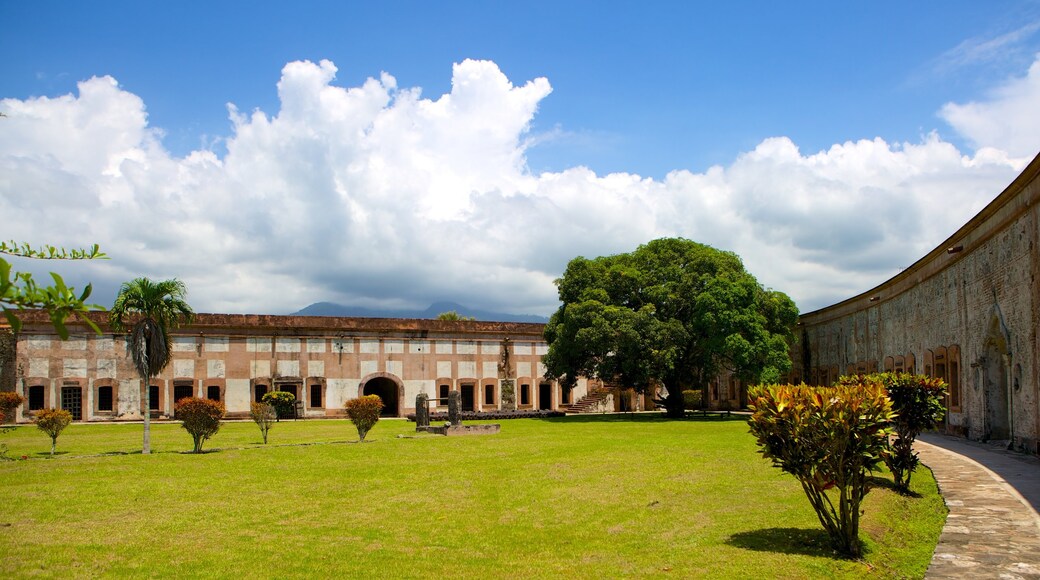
<box><xmin>4</xmin><ymin>313</ymin><xmax>582</xmax><ymax>422</ymax></box>
<box><xmin>797</xmin><ymin>154</ymin><xmax>1040</xmax><ymax>453</ymax></box>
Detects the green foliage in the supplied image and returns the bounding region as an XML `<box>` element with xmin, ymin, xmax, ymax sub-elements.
<box><xmin>0</xmin><ymin>391</ymin><xmax>25</xmax><ymax>421</ymax></box>
<box><xmin>543</xmin><ymin>238</ymin><xmax>798</xmax><ymax>418</ymax></box>
<box><xmin>345</xmin><ymin>395</ymin><xmax>383</xmax><ymax>441</ymax></box>
<box><xmin>262</xmin><ymin>391</ymin><xmax>297</xmax><ymax>420</ymax></box>
<box><xmin>109</xmin><ymin>277</ymin><xmax>194</xmax><ymax>454</ymax></box>
<box><xmin>841</xmin><ymin>373</ymin><xmax>947</xmax><ymax>491</ymax></box>
<box><xmin>250</xmin><ymin>402</ymin><xmax>276</xmax><ymax>444</ymax></box>
<box><xmin>32</xmin><ymin>408</ymin><xmax>73</xmax><ymax>455</ymax></box>
<box><xmin>681</xmin><ymin>389</ymin><xmax>702</xmax><ymax>410</ymax></box>
<box><xmin>747</xmin><ymin>383</ymin><xmax>894</xmax><ymax>556</ymax></box>
<box><xmin>175</xmin><ymin>397</ymin><xmax>226</xmax><ymax>453</ymax></box>
<box><xmin>436</xmin><ymin>310</ymin><xmax>474</xmax><ymax>321</ymax></box>
<box><xmin>0</xmin><ymin>241</ymin><xmax>107</xmax><ymax>339</ymax></box>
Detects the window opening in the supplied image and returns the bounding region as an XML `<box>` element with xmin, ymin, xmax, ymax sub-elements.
<box><xmin>98</xmin><ymin>386</ymin><xmax>113</xmax><ymax>412</ymax></box>
<box><xmin>29</xmin><ymin>385</ymin><xmax>45</xmax><ymax>411</ymax></box>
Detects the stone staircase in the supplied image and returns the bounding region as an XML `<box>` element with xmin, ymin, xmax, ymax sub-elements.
<box><xmin>565</xmin><ymin>389</ymin><xmax>612</xmax><ymax>414</ymax></box>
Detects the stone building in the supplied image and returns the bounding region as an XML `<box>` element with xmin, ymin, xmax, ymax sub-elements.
<box><xmin>794</xmin><ymin>152</ymin><xmax>1040</xmax><ymax>453</ymax></box>
<box><xmin>0</xmin><ymin>313</ymin><xmax>588</xmax><ymax>422</ymax></box>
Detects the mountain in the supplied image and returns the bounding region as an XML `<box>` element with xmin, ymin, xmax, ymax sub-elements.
<box><xmin>291</xmin><ymin>301</ymin><xmax>549</xmax><ymax>323</ymax></box>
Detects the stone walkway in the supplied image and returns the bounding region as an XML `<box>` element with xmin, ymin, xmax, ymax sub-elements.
<box><xmin>916</xmin><ymin>433</ymin><xmax>1040</xmax><ymax>578</ymax></box>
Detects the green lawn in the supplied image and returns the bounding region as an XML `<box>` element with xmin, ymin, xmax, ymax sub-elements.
<box><xmin>0</xmin><ymin>415</ymin><xmax>946</xmax><ymax>578</ymax></box>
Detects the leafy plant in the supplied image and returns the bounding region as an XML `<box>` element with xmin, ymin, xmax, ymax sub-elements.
<box><xmin>262</xmin><ymin>391</ymin><xmax>296</xmax><ymax>421</ymax></box>
<box><xmin>33</xmin><ymin>408</ymin><xmax>73</xmax><ymax>455</ymax></box>
<box><xmin>175</xmin><ymin>397</ymin><xmax>226</xmax><ymax>453</ymax></box>
<box><xmin>841</xmin><ymin>373</ymin><xmax>946</xmax><ymax>491</ymax></box>
<box><xmin>250</xmin><ymin>402</ymin><xmax>276</xmax><ymax>444</ymax></box>
<box><xmin>345</xmin><ymin>395</ymin><xmax>383</xmax><ymax>442</ymax></box>
<box><xmin>747</xmin><ymin>382</ymin><xmax>894</xmax><ymax>556</ymax></box>
<box><xmin>0</xmin><ymin>391</ymin><xmax>25</xmax><ymax>422</ymax></box>
<box><xmin>0</xmin><ymin>241</ymin><xmax>106</xmax><ymax>338</ymax></box>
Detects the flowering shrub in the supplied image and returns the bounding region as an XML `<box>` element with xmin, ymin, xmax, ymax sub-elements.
<box><xmin>33</xmin><ymin>408</ymin><xmax>73</xmax><ymax>455</ymax></box>
<box><xmin>250</xmin><ymin>402</ymin><xmax>277</xmax><ymax>444</ymax></box>
<box><xmin>345</xmin><ymin>395</ymin><xmax>383</xmax><ymax>442</ymax></box>
<box><xmin>840</xmin><ymin>373</ymin><xmax>946</xmax><ymax>491</ymax></box>
<box><xmin>0</xmin><ymin>391</ymin><xmax>25</xmax><ymax>422</ymax></box>
<box><xmin>747</xmin><ymin>382</ymin><xmax>893</xmax><ymax>557</ymax></box>
<box><xmin>175</xmin><ymin>397</ymin><xmax>226</xmax><ymax>453</ymax></box>
<box><xmin>262</xmin><ymin>390</ymin><xmax>296</xmax><ymax>421</ymax></box>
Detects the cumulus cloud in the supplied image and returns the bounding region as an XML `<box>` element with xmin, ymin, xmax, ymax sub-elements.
<box><xmin>0</xmin><ymin>57</ymin><xmax>1036</xmax><ymax>317</ymax></box>
<box><xmin>941</xmin><ymin>55</ymin><xmax>1040</xmax><ymax>160</ymax></box>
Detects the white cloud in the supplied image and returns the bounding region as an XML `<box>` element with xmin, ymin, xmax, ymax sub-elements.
<box><xmin>0</xmin><ymin>57</ymin><xmax>1035</xmax><ymax>317</ymax></box>
<box><xmin>941</xmin><ymin>55</ymin><xmax>1040</xmax><ymax>159</ymax></box>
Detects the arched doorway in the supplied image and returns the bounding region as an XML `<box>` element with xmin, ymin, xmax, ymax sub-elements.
<box><xmin>982</xmin><ymin>309</ymin><xmax>1011</xmax><ymax>442</ymax></box>
<box><xmin>361</xmin><ymin>375</ymin><xmax>401</xmax><ymax>417</ymax></box>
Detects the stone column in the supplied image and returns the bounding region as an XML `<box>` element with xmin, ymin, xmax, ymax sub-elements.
<box><xmin>448</xmin><ymin>390</ymin><xmax>462</xmax><ymax>426</ymax></box>
<box><xmin>415</xmin><ymin>393</ymin><xmax>430</xmax><ymax>431</ymax></box>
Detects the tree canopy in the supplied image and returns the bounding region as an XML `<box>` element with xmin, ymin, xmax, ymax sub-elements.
<box><xmin>543</xmin><ymin>238</ymin><xmax>798</xmax><ymax>417</ymax></box>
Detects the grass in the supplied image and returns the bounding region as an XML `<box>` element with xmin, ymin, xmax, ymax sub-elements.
<box><xmin>0</xmin><ymin>415</ymin><xmax>946</xmax><ymax>578</ymax></box>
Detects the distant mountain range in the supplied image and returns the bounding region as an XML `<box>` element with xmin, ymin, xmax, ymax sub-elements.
<box><xmin>292</xmin><ymin>301</ymin><xmax>549</xmax><ymax>323</ymax></box>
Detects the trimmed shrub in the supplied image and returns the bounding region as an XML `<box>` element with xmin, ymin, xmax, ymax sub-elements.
<box><xmin>345</xmin><ymin>395</ymin><xmax>383</xmax><ymax>442</ymax></box>
<box><xmin>262</xmin><ymin>390</ymin><xmax>296</xmax><ymax>421</ymax></box>
<box><xmin>747</xmin><ymin>382</ymin><xmax>893</xmax><ymax>557</ymax></box>
<box><xmin>250</xmin><ymin>401</ymin><xmax>277</xmax><ymax>444</ymax></box>
<box><xmin>0</xmin><ymin>391</ymin><xmax>25</xmax><ymax>422</ymax></box>
<box><xmin>33</xmin><ymin>408</ymin><xmax>73</xmax><ymax>455</ymax></box>
<box><xmin>681</xmin><ymin>390</ymin><xmax>702</xmax><ymax>411</ymax></box>
<box><xmin>841</xmin><ymin>373</ymin><xmax>946</xmax><ymax>491</ymax></box>
<box><xmin>175</xmin><ymin>397</ymin><xmax>226</xmax><ymax>453</ymax></box>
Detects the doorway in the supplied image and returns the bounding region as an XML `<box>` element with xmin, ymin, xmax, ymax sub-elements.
<box><xmin>538</xmin><ymin>383</ymin><xmax>552</xmax><ymax>410</ymax></box>
<box><xmin>61</xmin><ymin>384</ymin><xmax>82</xmax><ymax>421</ymax></box>
<box><xmin>362</xmin><ymin>377</ymin><xmax>400</xmax><ymax>417</ymax></box>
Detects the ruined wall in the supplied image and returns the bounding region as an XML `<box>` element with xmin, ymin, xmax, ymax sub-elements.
<box><xmin>797</xmin><ymin>153</ymin><xmax>1040</xmax><ymax>453</ymax></box>
<box><xmin>6</xmin><ymin>313</ymin><xmax>576</xmax><ymax>421</ymax></box>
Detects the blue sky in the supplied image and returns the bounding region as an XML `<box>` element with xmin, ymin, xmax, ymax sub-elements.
<box><xmin>2</xmin><ymin>1</ymin><xmax>1040</xmax><ymax>316</ymax></box>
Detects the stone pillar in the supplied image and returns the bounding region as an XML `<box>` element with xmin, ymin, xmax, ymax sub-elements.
<box><xmin>415</xmin><ymin>393</ymin><xmax>430</xmax><ymax>431</ymax></box>
<box><xmin>448</xmin><ymin>390</ymin><xmax>462</xmax><ymax>426</ymax></box>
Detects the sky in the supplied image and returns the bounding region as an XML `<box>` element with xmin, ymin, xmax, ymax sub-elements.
<box><xmin>2</xmin><ymin>1</ymin><xmax>1040</xmax><ymax>317</ymax></box>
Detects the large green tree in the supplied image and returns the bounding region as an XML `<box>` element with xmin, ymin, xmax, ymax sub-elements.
<box><xmin>543</xmin><ymin>238</ymin><xmax>798</xmax><ymax>418</ymax></box>
<box><xmin>109</xmin><ymin>278</ymin><xmax>194</xmax><ymax>454</ymax></box>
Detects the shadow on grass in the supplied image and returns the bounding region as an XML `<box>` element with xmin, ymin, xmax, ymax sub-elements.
<box><xmin>726</xmin><ymin>527</ymin><xmax>857</xmax><ymax>559</ymax></box>
<box><xmin>34</xmin><ymin>451</ymin><xmax>70</xmax><ymax>457</ymax></box>
<box><xmin>867</xmin><ymin>475</ymin><xmax>922</xmax><ymax>498</ymax></box>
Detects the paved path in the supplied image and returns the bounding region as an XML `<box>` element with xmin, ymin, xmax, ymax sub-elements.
<box><xmin>917</xmin><ymin>433</ymin><xmax>1040</xmax><ymax>578</ymax></box>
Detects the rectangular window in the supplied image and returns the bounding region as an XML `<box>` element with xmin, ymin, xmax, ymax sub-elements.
<box><xmin>174</xmin><ymin>383</ymin><xmax>194</xmax><ymax>404</ymax></box>
<box><xmin>520</xmin><ymin>384</ymin><xmax>530</xmax><ymax>405</ymax></box>
<box><xmin>29</xmin><ymin>385</ymin><xmax>45</xmax><ymax>411</ymax></box>
<box><xmin>439</xmin><ymin>384</ymin><xmax>450</xmax><ymax>406</ymax></box>
<box><xmin>254</xmin><ymin>384</ymin><xmax>268</xmax><ymax>403</ymax></box>
<box><xmin>484</xmin><ymin>384</ymin><xmax>494</xmax><ymax>405</ymax></box>
<box><xmin>206</xmin><ymin>385</ymin><xmax>221</xmax><ymax>401</ymax></box>
<box><xmin>98</xmin><ymin>386</ymin><xmax>113</xmax><ymax>411</ymax></box>
<box><xmin>310</xmin><ymin>384</ymin><xmax>322</xmax><ymax>408</ymax></box>
<box><xmin>149</xmin><ymin>385</ymin><xmax>160</xmax><ymax>411</ymax></box>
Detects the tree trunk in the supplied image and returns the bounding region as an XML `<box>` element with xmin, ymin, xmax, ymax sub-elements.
<box><xmin>142</xmin><ymin>375</ymin><xmax>151</xmax><ymax>455</ymax></box>
<box><xmin>51</xmin><ymin>437</ymin><xmax>56</xmax><ymax>455</ymax></box>
<box><xmin>664</xmin><ymin>387</ymin><xmax>685</xmax><ymax>418</ymax></box>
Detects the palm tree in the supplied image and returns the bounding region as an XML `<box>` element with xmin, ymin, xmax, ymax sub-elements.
<box><xmin>109</xmin><ymin>278</ymin><xmax>194</xmax><ymax>454</ymax></box>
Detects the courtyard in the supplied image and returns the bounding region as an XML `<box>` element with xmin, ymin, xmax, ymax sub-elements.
<box><xmin>0</xmin><ymin>415</ymin><xmax>945</xmax><ymax>578</ymax></box>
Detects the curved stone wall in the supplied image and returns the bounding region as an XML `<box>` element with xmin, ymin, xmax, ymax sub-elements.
<box><xmin>796</xmin><ymin>153</ymin><xmax>1040</xmax><ymax>452</ymax></box>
